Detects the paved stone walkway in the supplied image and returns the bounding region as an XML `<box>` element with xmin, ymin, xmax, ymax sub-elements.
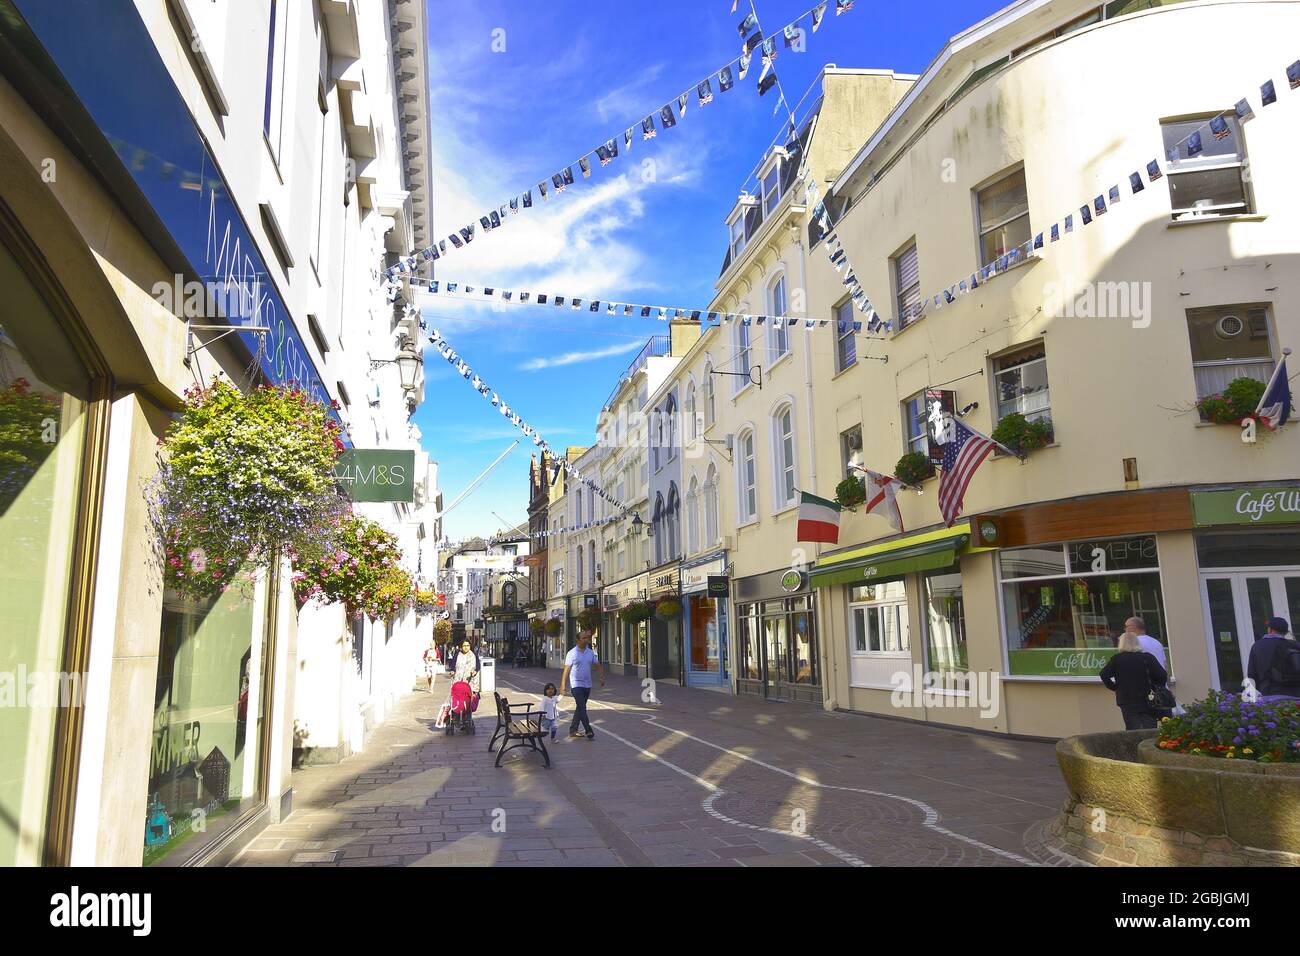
<box><xmin>230</xmin><ymin>667</ymin><xmax>1079</xmax><ymax>867</ymax></box>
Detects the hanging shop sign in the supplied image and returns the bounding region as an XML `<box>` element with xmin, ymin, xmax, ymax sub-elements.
<box><xmin>781</xmin><ymin>569</ymin><xmax>806</xmax><ymax>592</ymax></box>
<box><xmin>925</xmin><ymin>390</ymin><xmax>956</xmax><ymax>464</ymax></box>
<box><xmin>336</xmin><ymin>450</ymin><xmax>415</xmax><ymax>502</ymax></box>
<box><xmin>707</xmin><ymin>575</ymin><xmax>730</xmax><ymax>597</ymax></box>
<box><xmin>1191</xmin><ymin>488</ymin><xmax>1300</xmax><ymax>527</ymax></box>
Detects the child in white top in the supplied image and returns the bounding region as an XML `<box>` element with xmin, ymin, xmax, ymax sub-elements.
<box><xmin>539</xmin><ymin>683</ymin><xmax>560</xmax><ymax>741</ymax></box>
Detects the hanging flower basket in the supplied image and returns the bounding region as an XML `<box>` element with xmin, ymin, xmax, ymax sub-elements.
<box><xmin>291</xmin><ymin>513</ymin><xmax>412</xmax><ymax>620</ymax></box>
<box><xmin>835</xmin><ymin>476</ymin><xmax>866</xmax><ymax>509</ymax></box>
<box><xmin>894</xmin><ymin>451</ymin><xmax>935</xmax><ymax>489</ymax></box>
<box><xmin>148</xmin><ymin>379</ymin><xmax>348</xmax><ymax>600</ymax></box>
<box><xmin>433</xmin><ymin>619</ymin><xmax>453</xmax><ymax>645</ymax></box>
<box><xmin>577</xmin><ymin>606</ymin><xmax>602</xmax><ymax>631</ymax></box>
<box><xmin>414</xmin><ymin>588</ymin><xmax>437</xmax><ymax>615</ymax></box>
<box><xmin>544</xmin><ymin>618</ymin><xmax>563</xmax><ymax>636</ymax></box>
<box><xmin>655</xmin><ymin>598</ymin><xmax>683</xmax><ymax>619</ymax></box>
<box><xmin>619</xmin><ymin>601</ymin><xmax>654</xmax><ymax>625</ymax></box>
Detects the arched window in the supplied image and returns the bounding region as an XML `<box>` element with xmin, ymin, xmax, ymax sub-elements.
<box><xmin>665</xmin><ymin>394</ymin><xmax>677</xmax><ymax>460</ymax></box>
<box><xmin>773</xmin><ymin>403</ymin><xmax>797</xmax><ymax>508</ymax></box>
<box><xmin>653</xmin><ymin>493</ymin><xmax>666</xmax><ymax>565</ymax></box>
<box><xmin>576</xmin><ymin>544</ymin><xmax>584</xmax><ymax>590</ymax></box>
<box><xmin>687</xmin><ymin>477</ymin><xmax>700</xmax><ymax>554</ymax></box>
<box><xmin>653</xmin><ymin>406</ymin><xmax>662</xmax><ymax>471</ymax></box>
<box><xmin>575</xmin><ymin>489</ymin><xmax>583</xmax><ymax>527</ymax></box>
<box><xmin>667</xmin><ymin>483</ymin><xmax>680</xmax><ymax>559</ymax></box>
<box><xmin>589</xmin><ymin>541</ymin><xmax>596</xmax><ymax>584</ymax></box>
<box><xmin>769</xmin><ymin>274</ymin><xmax>789</xmax><ymax>360</ymax></box>
<box><xmin>705</xmin><ymin>465</ymin><xmax>720</xmax><ymax>544</ymax></box>
<box><xmin>704</xmin><ymin>364</ymin><xmax>716</xmax><ymax>427</ymax></box>
<box><xmin>738</xmin><ymin>429</ymin><xmax>757</xmax><ymax>522</ymax></box>
<box><xmin>685</xmin><ymin>383</ymin><xmax>697</xmax><ymax>442</ymax></box>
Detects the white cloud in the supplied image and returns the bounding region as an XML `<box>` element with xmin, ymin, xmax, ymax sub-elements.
<box><xmin>519</xmin><ymin>339</ymin><xmax>643</xmax><ymax>371</ymax></box>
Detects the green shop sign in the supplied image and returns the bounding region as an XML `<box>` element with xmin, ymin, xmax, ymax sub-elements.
<box><xmin>1192</xmin><ymin>488</ymin><xmax>1300</xmax><ymax>527</ymax></box>
<box><xmin>335</xmin><ymin>450</ymin><xmax>416</xmax><ymax>503</ymax></box>
<box><xmin>1009</xmin><ymin>647</ymin><xmax>1118</xmax><ymax>677</ymax></box>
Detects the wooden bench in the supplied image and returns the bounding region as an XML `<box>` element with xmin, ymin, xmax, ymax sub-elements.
<box><xmin>488</xmin><ymin>691</ymin><xmax>550</xmax><ymax>768</ymax></box>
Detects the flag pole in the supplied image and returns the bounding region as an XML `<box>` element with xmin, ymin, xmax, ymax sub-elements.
<box><xmin>1254</xmin><ymin>347</ymin><xmax>1292</xmax><ymax>418</ymax></box>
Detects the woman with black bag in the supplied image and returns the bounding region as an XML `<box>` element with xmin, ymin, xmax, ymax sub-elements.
<box><xmin>1099</xmin><ymin>632</ymin><xmax>1172</xmax><ymax>730</ymax></box>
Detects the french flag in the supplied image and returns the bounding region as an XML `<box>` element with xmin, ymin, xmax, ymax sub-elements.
<box><xmin>1255</xmin><ymin>349</ymin><xmax>1293</xmax><ymax>430</ymax></box>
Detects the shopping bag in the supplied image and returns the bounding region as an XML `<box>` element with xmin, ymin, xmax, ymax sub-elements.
<box><xmin>470</xmin><ymin>692</ymin><xmax>481</xmax><ymax>713</ymax></box>
<box><xmin>434</xmin><ymin>703</ymin><xmax>450</xmax><ymax>728</ymax></box>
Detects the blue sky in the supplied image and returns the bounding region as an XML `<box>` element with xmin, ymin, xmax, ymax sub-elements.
<box><xmin>414</xmin><ymin>0</ymin><xmax>1008</xmax><ymax>544</ymax></box>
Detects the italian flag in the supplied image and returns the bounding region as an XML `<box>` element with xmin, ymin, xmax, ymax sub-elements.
<box><xmin>796</xmin><ymin>490</ymin><xmax>841</xmax><ymax>544</ymax></box>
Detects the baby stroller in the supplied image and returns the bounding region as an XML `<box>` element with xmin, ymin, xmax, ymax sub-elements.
<box><xmin>443</xmin><ymin>679</ymin><xmax>477</xmax><ymax>735</ymax></box>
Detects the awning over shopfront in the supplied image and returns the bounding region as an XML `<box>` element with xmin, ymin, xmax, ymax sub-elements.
<box><xmin>810</xmin><ymin>525</ymin><xmax>971</xmax><ymax>588</ymax></box>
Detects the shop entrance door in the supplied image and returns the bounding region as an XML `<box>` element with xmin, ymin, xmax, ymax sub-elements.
<box><xmin>1201</xmin><ymin>572</ymin><xmax>1300</xmax><ymax>691</ymax></box>
<box><xmin>763</xmin><ymin>612</ymin><xmax>787</xmax><ymax>695</ymax></box>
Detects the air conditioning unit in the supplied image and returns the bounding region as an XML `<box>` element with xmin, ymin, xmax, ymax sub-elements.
<box><xmin>722</xmin><ymin>535</ymin><xmax>734</xmax><ymax>551</ymax></box>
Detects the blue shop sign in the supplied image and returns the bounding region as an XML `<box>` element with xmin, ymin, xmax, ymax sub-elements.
<box><xmin>6</xmin><ymin>0</ymin><xmax>343</xmax><ymax>436</ymax></box>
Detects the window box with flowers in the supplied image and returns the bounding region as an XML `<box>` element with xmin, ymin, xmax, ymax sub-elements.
<box><xmin>991</xmin><ymin>412</ymin><xmax>1054</xmax><ymax>458</ymax></box>
<box><xmin>835</xmin><ymin>476</ymin><xmax>866</xmax><ymax>509</ymax></box>
<box><xmin>1194</xmin><ymin>376</ymin><xmax>1268</xmax><ymax>428</ymax></box>
<box><xmin>894</xmin><ymin>452</ymin><xmax>935</xmax><ymax>489</ymax></box>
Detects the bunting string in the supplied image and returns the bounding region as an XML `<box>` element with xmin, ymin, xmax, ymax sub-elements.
<box><xmin>407</xmin><ymin>274</ymin><xmax>862</xmax><ymax>334</ymax></box>
<box><xmin>804</xmin><ymin>58</ymin><xmax>1298</xmax><ymax>338</ymax></box>
<box><xmin>425</xmin><ymin>326</ymin><xmax>633</xmax><ymax>517</ymax></box>
<box><xmin>387</xmin><ymin>2</ymin><xmax>847</xmax><ymax>279</ymax></box>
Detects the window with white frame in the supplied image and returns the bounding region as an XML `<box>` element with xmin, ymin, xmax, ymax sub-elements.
<box><xmin>575</xmin><ymin>489</ymin><xmax>583</xmax><ymax>526</ymax></box>
<box><xmin>687</xmin><ymin>477</ymin><xmax>700</xmax><ymax>555</ymax></box>
<box><xmin>704</xmin><ymin>364</ymin><xmax>716</xmax><ymax>426</ymax></box>
<box><xmin>894</xmin><ymin>242</ymin><xmax>922</xmax><ymax>329</ymax></box>
<box><xmin>976</xmin><ymin>168</ymin><xmax>1031</xmax><ymax>267</ymax></box>
<box><xmin>1186</xmin><ymin>304</ymin><xmax>1275</xmax><ymax>408</ymax></box>
<box><xmin>1161</xmin><ymin>115</ymin><xmax>1251</xmax><ymax>219</ymax></box>
<box><xmin>773</xmin><ymin>404</ymin><xmax>797</xmax><ymax>508</ymax></box>
<box><xmin>840</xmin><ymin>423</ymin><xmax>863</xmax><ymax>477</ymax></box>
<box><xmin>834</xmin><ymin>299</ymin><xmax>856</xmax><ymax>372</ymax></box>
<box><xmin>902</xmin><ymin>392</ymin><xmax>928</xmax><ymax>456</ymax></box>
<box><xmin>994</xmin><ymin>343</ymin><xmax>1053</xmax><ymax>433</ymax></box>
<box><xmin>685</xmin><ymin>383</ymin><xmax>697</xmax><ymax>442</ymax></box>
<box><xmin>848</xmin><ymin>580</ymin><xmax>910</xmax><ymax>655</ymax></box>
<box><xmin>762</xmin><ymin>165</ymin><xmax>781</xmax><ymax>216</ymax></box>
<box><xmin>705</xmin><ymin>465</ymin><xmax>720</xmax><ymax>544</ymax></box>
<box><xmin>589</xmin><ymin>541</ymin><xmax>596</xmax><ymax>583</ymax></box>
<box><xmin>728</xmin><ymin>215</ymin><xmax>745</xmax><ymax>261</ymax></box>
<box><xmin>576</xmin><ymin>545</ymin><xmax>584</xmax><ymax>590</ymax></box>
<box><xmin>769</xmin><ymin>275</ymin><xmax>789</xmax><ymax>360</ymax></box>
<box><xmin>738</xmin><ymin>429</ymin><xmax>757</xmax><ymax>521</ymax></box>
<box><xmin>735</xmin><ymin>322</ymin><xmax>752</xmax><ymax>393</ymax></box>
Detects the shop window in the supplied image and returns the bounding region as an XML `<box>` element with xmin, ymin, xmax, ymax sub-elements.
<box><xmin>894</xmin><ymin>241</ymin><xmax>922</xmax><ymax>329</ymax></box>
<box><xmin>0</xmin><ymin>245</ymin><xmax>93</xmax><ymax>867</ymax></box>
<box><xmin>147</xmin><ymin>582</ymin><xmax>269</xmax><ymax>865</ymax></box>
<box><xmin>848</xmin><ymin>581</ymin><xmax>910</xmax><ymax>654</ymax></box>
<box><xmin>689</xmin><ymin>596</ymin><xmax>722</xmax><ymax>673</ymax></box>
<box><xmin>924</xmin><ymin>570</ymin><xmax>969</xmax><ymax>677</ymax></box>
<box><xmin>999</xmin><ymin>535</ymin><xmax>1168</xmax><ymax>677</ymax></box>
<box><xmin>834</xmin><ymin>299</ymin><xmax>857</xmax><ymax>372</ymax></box>
<box><xmin>737</xmin><ymin>604</ymin><xmax>762</xmax><ymax>680</ymax></box>
<box><xmin>993</xmin><ymin>343</ymin><xmax>1053</xmax><ymax>434</ymax></box>
<box><xmin>1161</xmin><ymin>115</ymin><xmax>1251</xmax><ymax>219</ymax></box>
<box><xmin>1186</xmin><ymin>305</ymin><xmax>1274</xmax><ymax>409</ymax></box>
<box><xmin>976</xmin><ymin>167</ymin><xmax>1031</xmax><ymax>267</ymax></box>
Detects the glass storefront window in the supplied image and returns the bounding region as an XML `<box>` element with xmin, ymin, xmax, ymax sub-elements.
<box><xmin>848</xmin><ymin>580</ymin><xmax>909</xmax><ymax>655</ymax></box>
<box><xmin>145</xmin><ymin>581</ymin><xmax>269</xmax><ymax>865</ymax></box>
<box><xmin>0</xmin><ymin>243</ymin><xmax>92</xmax><ymax>867</ymax></box>
<box><xmin>737</xmin><ymin>603</ymin><xmax>761</xmax><ymax>680</ymax></box>
<box><xmin>1000</xmin><ymin>536</ymin><xmax>1167</xmax><ymax>677</ymax></box>
<box><xmin>689</xmin><ymin>597</ymin><xmax>721</xmax><ymax>673</ymax></box>
<box><xmin>924</xmin><ymin>571</ymin><xmax>968</xmax><ymax>676</ymax></box>
<box><xmin>790</xmin><ymin>610</ymin><xmax>816</xmax><ymax>684</ymax></box>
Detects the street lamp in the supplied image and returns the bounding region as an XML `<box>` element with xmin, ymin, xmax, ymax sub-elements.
<box><xmin>369</xmin><ymin>341</ymin><xmax>422</xmax><ymax>392</ymax></box>
<box><xmin>630</xmin><ymin>512</ymin><xmax>653</xmax><ymax>536</ymax></box>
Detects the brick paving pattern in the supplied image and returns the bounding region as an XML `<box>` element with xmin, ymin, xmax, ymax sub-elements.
<box><xmin>231</xmin><ymin>667</ymin><xmax>1077</xmax><ymax>867</ymax></box>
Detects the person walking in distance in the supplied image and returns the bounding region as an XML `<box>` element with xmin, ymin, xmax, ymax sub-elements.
<box><xmin>560</xmin><ymin>629</ymin><xmax>605</xmax><ymax>739</ymax></box>
<box><xmin>1099</xmin><ymin>632</ymin><xmax>1170</xmax><ymax>730</ymax></box>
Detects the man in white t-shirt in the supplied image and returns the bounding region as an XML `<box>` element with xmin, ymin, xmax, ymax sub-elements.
<box><xmin>1124</xmin><ymin>617</ymin><xmax>1167</xmax><ymax>670</ymax></box>
<box><xmin>560</xmin><ymin>629</ymin><xmax>605</xmax><ymax>739</ymax></box>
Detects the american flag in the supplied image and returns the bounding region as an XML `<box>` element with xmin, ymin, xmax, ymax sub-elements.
<box><xmin>938</xmin><ymin>419</ymin><xmax>1001</xmax><ymax>527</ymax></box>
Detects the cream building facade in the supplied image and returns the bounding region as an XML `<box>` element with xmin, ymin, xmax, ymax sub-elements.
<box><xmin>803</xmin><ymin>0</ymin><xmax>1300</xmax><ymax>738</ymax></box>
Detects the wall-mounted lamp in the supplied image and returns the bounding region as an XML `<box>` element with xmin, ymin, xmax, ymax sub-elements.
<box><xmin>370</xmin><ymin>341</ymin><xmax>422</xmax><ymax>391</ymax></box>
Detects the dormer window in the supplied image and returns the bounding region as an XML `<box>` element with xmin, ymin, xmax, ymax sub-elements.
<box><xmin>762</xmin><ymin>165</ymin><xmax>782</xmax><ymax>215</ymax></box>
<box><xmin>729</xmin><ymin>216</ymin><xmax>745</xmax><ymax>259</ymax></box>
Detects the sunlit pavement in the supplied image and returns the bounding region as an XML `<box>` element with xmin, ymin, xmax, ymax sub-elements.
<box><xmin>231</xmin><ymin>668</ymin><xmax>1080</xmax><ymax>867</ymax></box>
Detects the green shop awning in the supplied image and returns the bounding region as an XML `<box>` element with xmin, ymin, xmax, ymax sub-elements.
<box><xmin>810</xmin><ymin>529</ymin><xmax>970</xmax><ymax>589</ymax></box>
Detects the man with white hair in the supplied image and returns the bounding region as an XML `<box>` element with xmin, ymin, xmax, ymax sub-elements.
<box><xmin>1124</xmin><ymin>617</ymin><xmax>1166</xmax><ymax>670</ymax></box>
